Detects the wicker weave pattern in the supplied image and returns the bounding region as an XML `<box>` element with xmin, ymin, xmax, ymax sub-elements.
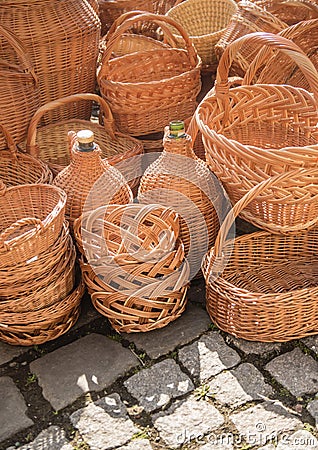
<box><xmin>196</xmin><ymin>32</ymin><xmax>318</xmax><ymax>234</ymax></box>
<box><xmin>257</xmin><ymin>0</ymin><xmax>318</xmax><ymax>25</ymax></box>
<box><xmin>0</xmin><ymin>25</ymin><xmax>40</xmax><ymax>151</ymax></box>
<box><xmin>202</xmin><ymin>170</ymin><xmax>318</xmax><ymax>342</ymax></box>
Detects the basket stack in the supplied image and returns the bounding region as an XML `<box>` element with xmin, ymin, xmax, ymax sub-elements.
<box><xmin>73</xmin><ymin>203</ymin><xmax>190</xmax><ymax>333</ymax></box>
<box><xmin>0</xmin><ymin>182</ymin><xmax>83</xmax><ymax>346</ymax></box>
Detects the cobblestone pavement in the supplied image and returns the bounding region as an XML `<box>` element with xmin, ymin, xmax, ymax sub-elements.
<box><xmin>1</xmin><ymin>277</ymin><xmax>318</xmax><ymax>450</ymax></box>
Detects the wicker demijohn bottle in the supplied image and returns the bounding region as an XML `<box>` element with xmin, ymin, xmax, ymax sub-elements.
<box><xmin>53</xmin><ymin>130</ymin><xmax>133</xmax><ymax>227</ymax></box>
<box><xmin>138</xmin><ymin>120</ymin><xmax>221</xmax><ymax>278</ymax></box>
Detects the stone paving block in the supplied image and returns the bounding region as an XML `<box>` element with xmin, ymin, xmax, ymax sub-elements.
<box><xmin>230</xmin><ymin>401</ymin><xmax>302</xmax><ymax>447</ymax></box>
<box><xmin>208</xmin><ymin>362</ymin><xmax>274</xmax><ymax>408</ymax></box>
<box><xmin>0</xmin><ymin>376</ymin><xmax>34</xmax><ymax>443</ymax></box>
<box><xmin>178</xmin><ymin>331</ymin><xmax>241</xmax><ymax>382</ymax></box>
<box><xmin>199</xmin><ymin>442</ymin><xmax>233</xmax><ymax>450</ymax></box>
<box><xmin>30</xmin><ymin>333</ymin><xmax>139</xmax><ymax>411</ymax></box>
<box><xmin>70</xmin><ymin>393</ymin><xmax>138</xmax><ymax>450</ymax></box>
<box><xmin>307</xmin><ymin>399</ymin><xmax>318</xmax><ymax>428</ymax></box>
<box><xmin>122</xmin><ymin>303</ymin><xmax>211</xmax><ymax>359</ymax></box>
<box><xmin>118</xmin><ymin>439</ymin><xmax>153</xmax><ymax>449</ymax></box>
<box><xmin>258</xmin><ymin>445</ymin><xmax>276</xmax><ymax>450</ymax></box>
<box><xmin>0</xmin><ymin>342</ymin><xmax>27</xmax><ymax>366</ymax></box>
<box><xmin>6</xmin><ymin>426</ymin><xmax>72</xmax><ymax>450</ymax></box>
<box><xmin>265</xmin><ymin>348</ymin><xmax>318</xmax><ymax>397</ymax></box>
<box><xmin>152</xmin><ymin>396</ymin><xmax>224</xmax><ymax>449</ymax></box>
<box><xmin>227</xmin><ymin>336</ymin><xmax>281</xmax><ymax>356</ymax></box>
<box><xmin>124</xmin><ymin>359</ymin><xmax>194</xmax><ymax>413</ymax></box>
<box><xmin>303</xmin><ymin>336</ymin><xmax>318</xmax><ymax>356</ymax></box>
<box><xmin>276</xmin><ymin>429</ymin><xmax>318</xmax><ymax>449</ymax></box>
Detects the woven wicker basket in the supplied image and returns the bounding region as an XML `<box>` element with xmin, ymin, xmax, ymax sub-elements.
<box><xmin>202</xmin><ymin>169</ymin><xmax>318</xmax><ymax>342</ymax></box>
<box><xmin>0</xmin><ymin>124</ymin><xmax>52</xmax><ymax>187</ymax></box>
<box><xmin>0</xmin><ymin>181</ymin><xmax>67</xmax><ymax>266</ymax></box>
<box><xmin>195</xmin><ymin>32</ymin><xmax>318</xmax><ymax>234</ymax></box>
<box><xmin>0</xmin><ymin>0</ymin><xmax>100</xmax><ymax>125</ymax></box>
<box><xmin>24</xmin><ymin>93</ymin><xmax>143</xmax><ymax>188</ymax></box>
<box><xmin>166</xmin><ymin>0</ymin><xmax>238</xmax><ymax>69</ymax></box>
<box><xmin>0</xmin><ymin>24</ymin><xmax>39</xmax><ymax>151</ymax></box>
<box><xmin>97</xmin><ymin>12</ymin><xmax>202</xmax><ymax>136</ymax></box>
<box><xmin>256</xmin><ymin>0</ymin><xmax>318</xmax><ymax>25</ymax></box>
<box><xmin>74</xmin><ymin>203</ymin><xmax>189</xmax><ymax>333</ymax></box>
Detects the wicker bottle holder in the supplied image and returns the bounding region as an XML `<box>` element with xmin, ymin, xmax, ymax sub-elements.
<box><xmin>0</xmin><ymin>124</ymin><xmax>52</xmax><ymax>187</ymax></box>
<box><xmin>165</xmin><ymin>0</ymin><xmax>238</xmax><ymax>70</ymax></box>
<box><xmin>195</xmin><ymin>32</ymin><xmax>318</xmax><ymax>234</ymax></box>
<box><xmin>138</xmin><ymin>125</ymin><xmax>221</xmax><ymax>279</ymax></box>
<box><xmin>202</xmin><ymin>169</ymin><xmax>318</xmax><ymax>342</ymax></box>
<box><xmin>0</xmin><ymin>0</ymin><xmax>100</xmax><ymax>125</ymax></box>
<box><xmin>0</xmin><ymin>24</ymin><xmax>40</xmax><ymax>151</ymax></box>
<box><xmin>73</xmin><ymin>203</ymin><xmax>189</xmax><ymax>333</ymax></box>
<box><xmin>97</xmin><ymin>12</ymin><xmax>202</xmax><ymax>136</ymax></box>
<box><xmin>53</xmin><ymin>131</ymin><xmax>133</xmax><ymax>227</ymax></box>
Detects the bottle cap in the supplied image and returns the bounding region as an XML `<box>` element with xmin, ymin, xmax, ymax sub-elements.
<box><xmin>77</xmin><ymin>129</ymin><xmax>94</xmax><ymax>144</ymax></box>
<box><xmin>169</xmin><ymin>120</ymin><xmax>186</xmax><ymax>138</ymax></box>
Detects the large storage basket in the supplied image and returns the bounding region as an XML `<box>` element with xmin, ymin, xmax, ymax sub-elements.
<box><xmin>166</xmin><ymin>0</ymin><xmax>238</xmax><ymax>69</ymax></box>
<box><xmin>202</xmin><ymin>169</ymin><xmax>318</xmax><ymax>342</ymax></box>
<box><xmin>25</xmin><ymin>93</ymin><xmax>143</xmax><ymax>189</ymax></box>
<box><xmin>195</xmin><ymin>32</ymin><xmax>318</xmax><ymax>234</ymax></box>
<box><xmin>256</xmin><ymin>0</ymin><xmax>318</xmax><ymax>25</ymax></box>
<box><xmin>0</xmin><ymin>0</ymin><xmax>101</xmax><ymax>124</ymax></box>
<box><xmin>97</xmin><ymin>12</ymin><xmax>202</xmax><ymax>136</ymax></box>
<box><xmin>0</xmin><ymin>25</ymin><xmax>39</xmax><ymax>151</ymax></box>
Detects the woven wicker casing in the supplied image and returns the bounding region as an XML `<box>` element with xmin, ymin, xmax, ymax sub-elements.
<box><xmin>98</xmin><ymin>12</ymin><xmax>202</xmax><ymax>136</ymax></box>
<box><xmin>24</xmin><ymin>93</ymin><xmax>143</xmax><ymax>189</ymax></box>
<box><xmin>0</xmin><ymin>124</ymin><xmax>52</xmax><ymax>186</ymax></box>
<box><xmin>166</xmin><ymin>0</ymin><xmax>238</xmax><ymax>69</ymax></box>
<box><xmin>53</xmin><ymin>131</ymin><xmax>133</xmax><ymax>227</ymax></box>
<box><xmin>138</xmin><ymin>128</ymin><xmax>221</xmax><ymax>279</ymax></box>
<box><xmin>0</xmin><ymin>0</ymin><xmax>100</xmax><ymax>124</ymax></box>
<box><xmin>202</xmin><ymin>169</ymin><xmax>318</xmax><ymax>342</ymax></box>
<box><xmin>196</xmin><ymin>32</ymin><xmax>318</xmax><ymax>234</ymax></box>
<box><xmin>74</xmin><ymin>203</ymin><xmax>189</xmax><ymax>332</ymax></box>
<box><xmin>0</xmin><ymin>25</ymin><xmax>39</xmax><ymax>151</ymax></box>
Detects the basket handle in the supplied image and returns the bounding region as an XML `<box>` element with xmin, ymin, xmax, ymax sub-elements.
<box><xmin>0</xmin><ymin>123</ymin><xmax>19</xmax><ymax>161</ymax></box>
<box><xmin>0</xmin><ymin>217</ymin><xmax>44</xmax><ymax>251</ymax></box>
<box><xmin>215</xmin><ymin>32</ymin><xmax>318</xmax><ymax>123</ymax></box>
<box><xmin>0</xmin><ymin>24</ymin><xmax>38</xmax><ymax>85</ymax></box>
<box><xmin>98</xmin><ymin>12</ymin><xmax>198</xmax><ymax>80</ymax></box>
<box><xmin>26</xmin><ymin>93</ymin><xmax>116</xmax><ymax>157</ymax></box>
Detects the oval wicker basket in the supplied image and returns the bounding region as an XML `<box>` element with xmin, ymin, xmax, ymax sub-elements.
<box><xmin>166</xmin><ymin>0</ymin><xmax>238</xmax><ymax>69</ymax></box>
<box><xmin>0</xmin><ymin>24</ymin><xmax>40</xmax><ymax>151</ymax></box>
<box><xmin>195</xmin><ymin>32</ymin><xmax>318</xmax><ymax>234</ymax></box>
<box><xmin>24</xmin><ymin>93</ymin><xmax>143</xmax><ymax>189</ymax></box>
<box><xmin>0</xmin><ymin>181</ymin><xmax>67</xmax><ymax>266</ymax></box>
<box><xmin>0</xmin><ymin>124</ymin><xmax>52</xmax><ymax>187</ymax></box>
<box><xmin>256</xmin><ymin>0</ymin><xmax>318</xmax><ymax>25</ymax></box>
<box><xmin>97</xmin><ymin>12</ymin><xmax>202</xmax><ymax>136</ymax></box>
<box><xmin>0</xmin><ymin>0</ymin><xmax>100</xmax><ymax>124</ymax></box>
<box><xmin>202</xmin><ymin>169</ymin><xmax>318</xmax><ymax>342</ymax></box>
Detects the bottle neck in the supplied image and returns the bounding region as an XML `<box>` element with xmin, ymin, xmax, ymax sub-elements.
<box><xmin>76</xmin><ymin>141</ymin><xmax>96</xmax><ymax>152</ymax></box>
<box><xmin>163</xmin><ymin>132</ymin><xmax>195</xmax><ymax>157</ymax></box>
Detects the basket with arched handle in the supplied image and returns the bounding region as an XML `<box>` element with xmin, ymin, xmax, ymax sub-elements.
<box><xmin>202</xmin><ymin>168</ymin><xmax>318</xmax><ymax>342</ymax></box>
<box><xmin>195</xmin><ymin>32</ymin><xmax>318</xmax><ymax>234</ymax></box>
<box><xmin>97</xmin><ymin>12</ymin><xmax>201</xmax><ymax>136</ymax></box>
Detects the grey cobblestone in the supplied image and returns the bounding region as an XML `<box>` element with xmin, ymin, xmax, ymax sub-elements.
<box><xmin>30</xmin><ymin>333</ymin><xmax>139</xmax><ymax>410</ymax></box>
<box><xmin>276</xmin><ymin>429</ymin><xmax>318</xmax><ymax>449</ymax></box>
<box><xmin>70</xmin><ymin>393</ymin><xmax>138</xmax><ymax>450</ymax></box>
<box><xmin>265</xmin><ymin>348</ymin><xmax>318</xmax><ymax>397</ymax></box>
<box><xmin>6</xmin><ymin>426</ymin><xmax>72</xmax><ymax>450</ymax></box>
<box><xmin>226</xmin><ymin>336</ymin><xmax>281</xmax><ymax>356</ymax></box>
<box><xmin>307</xmin><ymin>399</ymin><xmax>318</xmax><ymax>428</ymax></box>
<box><xmin>124</xmin><ymin>359</ymin><xmax>194</xmax><ymax>412</ymax></box>
<box><xmin>178</xmin><ymin>331</ymin><xmax>241</xmax><ymax>382</ymax></box>
<box><xmin>199</xmin><ymin>442</ymin><xmax>234</xmax><ymax>449</ymax></box>
<box><xmin>303</xmin><ymin>336</ymin><xmax>318</xmax><ymax>356</ymax></box>
<box><xmin>0</xmin><ymin>342</ymin><xmax>27</xmax><ymax>366</ymax></box>
<box><xmin>152</xmin><ymin>395</ymin><xmax>224</xmax><ymax>449</ymax></box>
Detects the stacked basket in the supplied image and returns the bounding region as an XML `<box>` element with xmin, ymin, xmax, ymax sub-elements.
<box><xmin>0</xmin><ymin>182</ymin><xmax>84</xmax><ymax>345</ymax></box>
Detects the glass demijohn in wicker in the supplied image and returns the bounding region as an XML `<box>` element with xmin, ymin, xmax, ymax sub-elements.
<box><xmin>53</xmin><ymin>129</ymin><xmax>133</xmax><ymax>227</ymax></box>
<box><xmin>138</xmin><ymin>120</ymin><xmax>221</xmax><ymax>278</ymax></box>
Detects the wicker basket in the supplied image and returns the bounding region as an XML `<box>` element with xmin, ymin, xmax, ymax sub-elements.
<box><xmin>0</xmin><ymin>124</ymin><xmax>52</xmax><ymax>187</ymax></box>
<box><xmin>0</xmin><ymin>24</ymin><xmax>39</xmax><ymax>151</ymax></box>
<box><xmin>24</xmin><ymin>93</ymin><xmax>143</xmax><ymax>188</ymax></box>
<box><xmin>0</xmin><ymin>0</ymin><xmax>100</xmax><ymax>125</ymax></box>
<box><xmin>0</xmin><ymin>181</ymin><xmax>67</xmax><ymax>266</ymax></box>
<box><xmin>97</xmin><ymin>12</ymin><xmax>201</xmax><ymax>136</ymax></box>
<box><xmin>256</xmin><ymin>0</ymin><xmax>318</xmax><ymax>25</ymax></box>
<box><xmin>202</xmin><ymin>169</ymin><xmax>318</xmax><ymax>342</ymax></box>
<box><xmin>74</xmin><ymin>203</ymin><xmax>189</xmax><ymax>332</ymax></box>
<box><xmin>195</xmin><ymin>32</ymin><xmax>318</xmax><ymax>234</ymax></box>
<box><xmin>215</xmin><ymin>0</ymin><xmax>288</xmax><ymax>76</ymax></box>
<box><xmin>165</xmin><ymin>0</ymin><xmax>238</xmax><ymax>69</ymax></box>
